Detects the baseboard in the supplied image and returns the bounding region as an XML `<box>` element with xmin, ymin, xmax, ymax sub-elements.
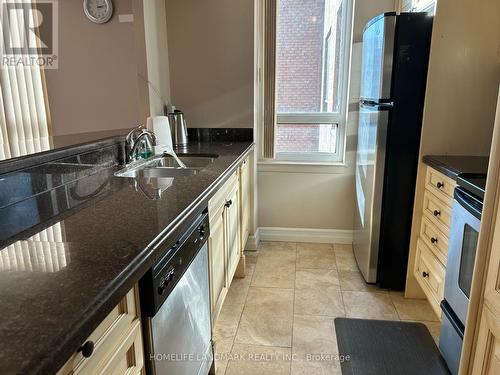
<box><xmin>244</xmin><ymin>228</ymin><xmax>260</xmax><ymax>251</ymax></box>
<box><xmin>258</xmin><ymin>227</ymin><xmax>353</xmax><ymax>244</ymax></box>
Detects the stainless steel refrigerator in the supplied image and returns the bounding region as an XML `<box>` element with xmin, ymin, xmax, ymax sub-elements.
<box><xmin>354</xmin><ymin>12</ymin><xmax>433</xmax><ymax>289</ymax></box>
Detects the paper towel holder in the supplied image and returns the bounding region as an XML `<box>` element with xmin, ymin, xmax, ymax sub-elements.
<box><xmin>146</xmin><ymin>116</ymin><xmax>173</xmax><ymax>150</ymax></box>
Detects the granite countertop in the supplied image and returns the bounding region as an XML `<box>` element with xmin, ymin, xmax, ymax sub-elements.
<box><xmin>0</xmin><ymin>140</ymin><xmax>254</xmax><ymax>374</ymax></box>
<box><xmin>422</xmin><ymin>155</ymin><xmax>490</xmax><ymax>180</ymax></box>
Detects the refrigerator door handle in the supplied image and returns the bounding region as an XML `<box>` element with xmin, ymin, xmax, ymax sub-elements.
<box><xmin>360</xmin><ymin>99</ymin><xmax>394</xmax><ymax>110</ymax></box>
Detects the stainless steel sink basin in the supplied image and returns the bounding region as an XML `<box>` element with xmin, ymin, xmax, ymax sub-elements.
<box><xmin>114</xmin><ymin>153</ymin><xmax>218</xmax><ymax>178</ymax></box>
<box><xmin>118</xmin><ymin>167</ymin><xmax>199</xmax><ymax>179</ymax></box>
<box><xmin>149</xmin><ymin>154</ymin><xmax>218</xmax><ymax>169</ymax></box>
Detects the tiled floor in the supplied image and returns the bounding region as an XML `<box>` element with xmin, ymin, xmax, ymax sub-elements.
<box><xmin>213</xmin><ymin>242</ymin><xmax>440</xmax><ymax>375</ymax></box>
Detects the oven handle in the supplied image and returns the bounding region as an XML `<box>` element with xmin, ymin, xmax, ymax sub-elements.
<box><xmin>455</xmin><ymin>187</ymin><xmax>482</xmax><ymax>220</ymax></box>
<box><xmin>440</xmin><ymin>300</ymin><xmax>465</xmax><ymax>339</ymax></box>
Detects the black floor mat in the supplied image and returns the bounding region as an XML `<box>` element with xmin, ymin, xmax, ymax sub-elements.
<box><xmin>334</xmin><ymin>318</ymin><xmax>450</xmax><ymax>375</ymax></box>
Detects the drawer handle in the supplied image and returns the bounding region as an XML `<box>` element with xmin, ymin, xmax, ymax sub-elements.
<box><xmin>436</xmin><ymin>182</ymin><xmax>444</xmax><ymax>189</ymax></box>
<box><xmin>433</xmin><ymin>210</ymin><xmax>441</xmax><ymax>217</ymax></box>
<box><xmin>422</xmin><ymin>271</ymin><xmax>429</xmax><ymax>278</ymax></box>
<box><xmin>78</xmin><ymin>340</ymin><xmax>95</xmax><ymax>358</ymax></box>
<box><xmin>430</xmin><ymin>237</ymin><xmax>438</xmax><ymax>244</ymax></box>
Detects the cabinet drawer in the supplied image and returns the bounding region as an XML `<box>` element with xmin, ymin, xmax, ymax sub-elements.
<box><xmin>425</xmin><ymin>166</ymin><xmax>456</xmax><ymax>204</ymax></box>
<box><xmin>58</xmin><ymin>286</ymin><xmax>141</xmax><ymax>375</ymax></box>
<box><xmin>414</xmin><ymin>239</ymin><xmax>445</xmax><ymax>317</ymax></box>
<box><xmin>422</xmin><ymin>190</ymin><xmax>453</xmax><ymax>237</ymax></box>
<box><xmin>419</xmin><ymin>216</ymin><xmax>449</xmax><ymax>266</ymax></box>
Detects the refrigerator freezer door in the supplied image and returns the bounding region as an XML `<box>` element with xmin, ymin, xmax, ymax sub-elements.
<box><xmin>354</xmin><ymin>104</ymin><xmax>390</xmax><ymax>283</ymax></box>
<box><xmin>360</xmin><ymin>14</ymin><xmax>396</xmax><ymax>101</ymax></box>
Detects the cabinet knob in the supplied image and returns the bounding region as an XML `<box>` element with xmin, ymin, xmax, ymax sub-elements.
<box><xmin>433</xmin><ymin>210</ymin><xmax>441</xmax><ymax>217</ymax></box>
<box><xmin>422</xmin><ymin>271</ymin><xmax>429</xmax><ymax>278</ymax></box>
<box><xmin>436</xmin><ymin>182</ymin><xmax>444</xmax><ymax>189</ymax></box>
<box><xmin>78</xmin><ymin>340</ymin><xmax>95</xmax><ymax>358</ymax></box>
<box><xmin>430</xmin><ymin>237</ymin><xmax>438</xmax><ymax>244</ymax></box>
<box><xmin>225</xmin><ymin>200</ymin><xmax>232</xmax><ymax>208</ymax></box>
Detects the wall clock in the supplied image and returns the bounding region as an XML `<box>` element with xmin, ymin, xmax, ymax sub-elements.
<box><xmin>83</xmin><ymin>0</ymin><xmax>113</xmax><ymax>24</ymax></box>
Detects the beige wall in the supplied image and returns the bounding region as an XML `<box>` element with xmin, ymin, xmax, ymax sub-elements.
<box><xmin>417</xmin><ymin>2</ymin><xmax>499</xmax><ymax>157</ymax></box>
<box><xmin>45</xmin><ymin>0</ymin><xmax>148</xmax><ymax>136</ymax></box>
<box><xmin>165</xmin><ymin>0</ymin><xmax>254</xmax><ymax>128</ymax></box>
<box><xmin>257</xmin><ymin>0</ymin><xmax>396</xmax><ymax>231</ymax></box>
<box><xmin>405</xmin><ymin>0</ymin><xmax>500</xmax><ymax>297</ymax></box>
<box><xmin>143</xmin><ymin>0</ymin><xmax>171</xmax><ymax>116</ymax></box>
<box><xmin>258</xmin><ymin>170</ymin><xmax>355</xmax><ymax>229</ymax></box>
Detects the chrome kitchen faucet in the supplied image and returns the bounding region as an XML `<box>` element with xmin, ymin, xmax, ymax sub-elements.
<box><xmin>125</xmin><ymin>126</ymin><xmax>187</xmax><ymax>168</ymax></box>
<box><xmin>126</xmin><ymin>126</ymin><xmax>156</xmax><ymax>163</ymax></box>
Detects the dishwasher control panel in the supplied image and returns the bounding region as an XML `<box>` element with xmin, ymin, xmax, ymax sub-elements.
<box><xmin>139</xmin><ymin>208</ymin><xmax>210</xmax><ymax>317</ymax></box>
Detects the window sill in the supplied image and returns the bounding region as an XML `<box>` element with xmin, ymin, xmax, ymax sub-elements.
<box><xmin>257</xmin><ymin>160</ymin><xmax>349</xmax><ymax>174</ymax></box>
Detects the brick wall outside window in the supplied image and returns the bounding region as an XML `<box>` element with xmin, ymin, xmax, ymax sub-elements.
<box><xmin>276</xmin><ymin>0</ymin><xmax>325</xmax><ymax>113</ymax></box>
<box><xmin>275</xmin><ymin>0</ymin><xmax>343</xmax><ymax>154</ymax></box>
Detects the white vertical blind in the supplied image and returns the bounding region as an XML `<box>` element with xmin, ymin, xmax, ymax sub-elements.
<box><xmin>262</xmin><ymin>0</ymin><xmax>277</xmax><ymax>159</ymax></box>
<box><xmin>0</xmin><ymin>1</ymin><xmax>62</xmax><ymax>272</ymax></box>
<box><xmin>0</xmin><ymin>0</ymin><xmax>51</xmax><ymax>160</ymax></box>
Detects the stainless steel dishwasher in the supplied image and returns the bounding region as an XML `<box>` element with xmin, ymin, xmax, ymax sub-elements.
<box><xmin>140</xmin><ymin>209</ymin><xmax>213</xmax><ymax>375</ymax></box>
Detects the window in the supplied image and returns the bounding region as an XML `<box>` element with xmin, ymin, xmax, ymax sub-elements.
<box><xmin>413</xmin><ymin>0</ymin><xmax>435</xmax><ymax>13</ymax></box>
<box><xmin>402</xmin><ymin>0</ymin><xmax>436</xmax><ymax>13</ymax></box>
<box><xmin>274</xmin><ymin>0</ymin><xmax>352</xmax><ymax>162</ymax></box>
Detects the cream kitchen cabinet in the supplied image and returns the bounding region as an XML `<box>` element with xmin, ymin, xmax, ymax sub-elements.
<box><xmin>57</xmin><ymin>285</ymin><xmax>144</xmax><ymax>375</ymax></box>
<box><xmin>207</xmin><ymin>155</ymin><xmax>252</xmax><ymax>323</ymax></box>
<box><xmin>208</xmin><ymin>170</ymin><xmax>242</xmax><ymax>323</ymax></box>
<box><xmin>411</xmin><ymin>165</ymin><xmax>456</xmax><ymax>317</ymax></box>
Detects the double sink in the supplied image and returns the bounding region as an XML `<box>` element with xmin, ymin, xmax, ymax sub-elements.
<box><xmin>114</xmin><ymin>153</ymin><xmax>219</xmax><ymax>179</ymax></box>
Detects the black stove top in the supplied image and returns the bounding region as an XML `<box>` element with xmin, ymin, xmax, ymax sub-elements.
<box><xmin>456</xmin><ymin>173</ymin><xmax>487</xmax><ymax>201</ymax></box>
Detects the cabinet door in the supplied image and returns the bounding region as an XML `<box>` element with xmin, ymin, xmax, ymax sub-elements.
<box><xmin>226</xmin><ymin>183</ymin><xmax>241</xmax><ymax>283</ymax></box>
<box><xmin>414</xmin><ymin>240</ymin><xmax>445</xmax><ymax>317</ymax></box>
<box><xmin>57</xmin><ymin>286</ymin><xmax>143</xmax><ymax>375</ymax></box>
<box><xmin>99</xmin><ymin>320</ymin><xmax>144</xmax><ymax>375</ymax></box>
<box><xmin>473</xmin><ymin>306</ymin><xmax>500</xmax><ymax>374</ymax></box>
<box><xmin>239</xmin><ymin>158</ymin><xmax>251</xmax><ymax>251</ymax></box>
<box><xmin>208</xmin><ymin>204</ymin><xmax>227</xmax><ymax>322</ymax></box>
<box><xmin>471</xmin><ymin>169</ymin><xmax>500</xmax><ymax>373</ymax></box>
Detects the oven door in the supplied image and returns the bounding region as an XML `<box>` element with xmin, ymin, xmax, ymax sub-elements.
<box><xmin>444</xmin><ymin>188</ymin><xmax>481</xmax><ymax>325</ymax></box>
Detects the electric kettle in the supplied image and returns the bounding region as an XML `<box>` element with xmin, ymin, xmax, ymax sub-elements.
<box><xmin>167</xmin><ymin>109</ymin><xmax>188</xmax><ymax>149</ymax></box>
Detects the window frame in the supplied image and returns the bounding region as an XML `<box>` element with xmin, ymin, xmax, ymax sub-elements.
<box><xmin>274</xmin><ymin>0</ymin><xmax>354</xmax><ymax>164</ymax></box>
<box><xmin>412</xmin><ymin>0</ymin><xmax>435</xmax><ymax>12</ymax></box>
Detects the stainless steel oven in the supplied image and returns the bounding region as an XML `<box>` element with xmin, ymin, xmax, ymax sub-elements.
<box><xmin>440</xmin><ymin>176</ymin><xmax>484</xmax><ymax>375</ymax></box>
